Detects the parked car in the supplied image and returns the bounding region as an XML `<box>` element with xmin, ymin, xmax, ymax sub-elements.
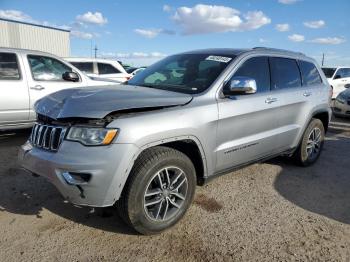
<box><xmin>322</xmin><ymin>67</ymin><xmax>350</xmax><ymax>99</ymax></box>
<box><xmin>19</xmin><ymin>48</ymin><xmax>331</xmax><ymax>234</ymax></box>
<box><xmin>0</xmin><ymin>48</ymin><xmax>119</xmax><ymax>130</ymax></box>
<box><xmin>333</xmin><ymin>88</ymin><xmax>350</xmax><ymax>117</ymax></box>
<box><xmin>126</xmin><ymin>67</ymin><xmax>146</xmax><ymax>76</ymax></box>
<box><xmin>66</xmin><ymin>58</ymin><xmax>131</xmax><ymax>82</ymax></box>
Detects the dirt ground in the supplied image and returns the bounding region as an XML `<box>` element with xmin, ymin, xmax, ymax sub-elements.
<box><xmin>0</xmin><ymin>117</ymin><xmax>349</xmax><ymax>262</ymax></box>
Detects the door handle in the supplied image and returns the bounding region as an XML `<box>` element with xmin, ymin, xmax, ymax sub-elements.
<box><xmin>303</xmin><ymin>91</ymin><xmax>312</xmax><ymax>97</ymax></box>
<box><xmin>265</xmin><ymin>97</ymin><xmax>278</xmax><ymax>104</ymax></box>
<box><xmin>30</xmin><ymin>85</ymin><xmax>45</xmax><ymax>90</ymax></box>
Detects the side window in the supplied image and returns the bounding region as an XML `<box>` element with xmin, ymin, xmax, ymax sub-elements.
<box><xmin>232</xmin><ymin>56</ymin><xmax>270</xmax><ymax>92</ymax></box>
<box><xmin>28</xmin><ymin>55</ymin><xmax>73</xmax><ymax>81</ymax></box>
<box><xmin>0</xmin><ymin>52</ymin><xmax>20</xmax><ymax>80</ymax></box>
<box><xmin>345</xmin><ymin>69</ymin><xmax>350</xmax><ymax>78</ymax></box>
<box><xmin>299</xmin><ymin>60</ymin><xmax>322</xmax><ymax>86</ymax></box>
<box><xmin>335</xmin><ymin>68</ymin><xmax>350</xmax><ymax>79</ymax></box>
<box><xmin>71</xmin><ymin>62</ymin><xmax>93</xmax><ymax>74</ymax></box>
<box><xmin>270</xmin><ymin>57</ymin><xmax>301</xmax><ymax>90</ymax></box>
<box><xmin>97</xmin><ymin>63</ymin><xmax>121</xmax><ymax>74</ymax></box>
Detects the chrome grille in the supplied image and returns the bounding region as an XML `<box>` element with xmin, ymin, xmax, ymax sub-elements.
<box><xmin>30</xmin><ymin>123</ymin><xmax>67</xmax><ymax>151</ymax></box>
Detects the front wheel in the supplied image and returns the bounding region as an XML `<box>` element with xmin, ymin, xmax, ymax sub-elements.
<box><xmin>117</xmin><ymin>146</ymin><xmax>196</xmax><ymax>235</ymax></box>
<box><xmin>293</xmin><ymin>118</ymin><xmax>325</xmax><ymax>166</ymax></box>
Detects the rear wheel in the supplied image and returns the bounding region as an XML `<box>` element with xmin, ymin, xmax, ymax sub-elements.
<box><xmin>293</xmin><ymin>118</ymin><xmax>325</xmax><ymax>166</ymax></box>
<box><xmin>117</xmin><ymin>146</ymin><xmax>196</xmax><ymax>235</ymax></box>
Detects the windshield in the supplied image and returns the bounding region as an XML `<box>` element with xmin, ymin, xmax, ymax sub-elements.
<box><xmin>127</xmin><ymin>53</ymin><xmax>236</xmax><ymax>94</ymax></box>
<box><xmin>322</xmin><ymin>68</ymin><xmax>336</xmax><ymax>78</ymax></box>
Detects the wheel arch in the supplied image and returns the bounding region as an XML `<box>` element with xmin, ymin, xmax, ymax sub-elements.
<box><xmin>312</xmin><ymin>110</ymin><xmax>330</xmax><ymax>133</ymax></box>
<box><xmin>132</xmin><ymin>136</ymin><xmax>208</xmax><ymax>186</ymax></box>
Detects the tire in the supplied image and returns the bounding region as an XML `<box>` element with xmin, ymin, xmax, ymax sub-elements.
<box><xmin>116</xmin><ymin>146</ymin><xmax>196</xmax><ymax>235</ymax></box>
<box><xmin>293</xmin><ymin>118</ymin><xmax>325</xmax><ymax>166</ymax></box>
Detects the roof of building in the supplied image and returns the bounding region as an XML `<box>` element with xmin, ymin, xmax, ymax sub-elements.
<box><xmin>0</xmin><ymin>17</ymin><xmax>70</xmax><ymax>32</ymax></box>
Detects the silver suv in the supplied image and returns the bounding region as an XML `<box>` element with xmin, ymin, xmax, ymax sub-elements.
<box><xmin>19</xmin><ymin>48</ymin><xmax>331</xmax><ymax>234</ymax></box>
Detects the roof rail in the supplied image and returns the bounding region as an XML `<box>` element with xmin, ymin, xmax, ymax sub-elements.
<box><xmin>252</xmin><ymin>47</ymin><xmax>305</xmax><ymax>56</ymax></box>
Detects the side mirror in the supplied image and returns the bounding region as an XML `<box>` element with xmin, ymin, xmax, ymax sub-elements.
<box><xmin>333</xmin><ymin>74</ymin><xmax>341</xmax><ymax>80</ymax></box>
<box><xmin>223</xmin><ymin>76</ymin><xmax>257</xmax><ymax>96</ymax></box>
<box><xmin>62</xmin><ymin>71</ymin><xmax>79</xmax><ymax>82</ymax></box>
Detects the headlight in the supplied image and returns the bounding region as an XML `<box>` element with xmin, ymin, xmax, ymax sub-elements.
<box><xmin>66</xmin><ymin>127</ymin><xmax>118</xmax><ymax>146</ymax></box>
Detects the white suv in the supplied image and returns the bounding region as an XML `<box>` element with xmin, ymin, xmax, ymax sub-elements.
<box><xmin>0</xmin><ymin>48</ymin><xmax>118</xmax><ymax>130</ymax></box>
<box><xmin>322</xmin><ymin>67</ymin><xmax>350</xmax><ymax>98</ymax></box>
<box><xmin>66</xmin><ymin>58</ymin><xmax>131</xmax><ymax>82</ymax></box>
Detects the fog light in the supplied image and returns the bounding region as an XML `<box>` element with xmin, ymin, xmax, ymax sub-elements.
<box><xmin>62</xmin><ymin>172</ymin><xmax>91</xmax><ymax>185</ymax></box>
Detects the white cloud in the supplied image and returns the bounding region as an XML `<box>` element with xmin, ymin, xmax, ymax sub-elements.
<box><xmin>70</xmin><ymin>30</ymin><xmax>100</xmax><ymax>39</ymax></box>
<box><xmin>0</xmin><ymin>9</ymin><xmax>69</xmax><ymax>30</ymax></box>
<box><xmin>0</xmin><ymin>9</ymin><xmax>36</xmax><ymax>23</ymax></box>
<box><xmin>311</xmin><ymin>52</ymin><xmax>350</xmax><ymax>66</ymax></box>
<box><xmin>101</xmin><ymin>52</ymin><xmax>166</xmax><ymax>59</ymax></box>
<box><xmin>275</xmin><ymin>23</ymin><xmax>290</xmax><ymax>32</ymax></box>
<box><xmin>309</xmin><ymin>37</ymin><xmax>346</xmax><ymax>45</ymax></box>
<box><xmin>163</xmin><ymin>5</ymin><xmax>172</xmax><ymax>12</ymax></box>
<box><xmin>76</xmin><ymin>12</ymin><xmax>107</xmax><ymax>25</ymax></box>
<box><xmin>173</xmin><ymin>4</ymin><xmax>271</xmax><ymax>35</ymax></box>
<box><xmin>134</xmin><ymin>29</ymin><xmax>161</xmax><ymax>38</ymax></box>
<box><xmin>134</xmin><ymin>28</ymin><xmax>175</xmax><ymax>38</ymax></box>
<box><xmin>259</xmin><ymin>38</ymin><xmax>269</xmax><ymax>43</ymax></box>
<box><xmin>278</xmin><ymin>0</ymin><xmax>299</xmax><ymax>4</ymax></box>
<box><xmin>303</xmin><ymin>20</ymin><xmax>325</xmax><ymax>29</ymax></box>
<box><xmin>288</xmin><ymin>34</ymin><xmax>305</xmax><ymax>42</ymax></box>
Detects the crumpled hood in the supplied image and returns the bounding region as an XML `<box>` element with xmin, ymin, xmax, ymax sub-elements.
<box><xmin>35</xmin><ymin>84</ymin><xmax>193</xmax><ymax>119</ymax></box>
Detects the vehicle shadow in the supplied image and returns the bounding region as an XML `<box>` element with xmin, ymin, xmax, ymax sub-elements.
<box><xmin>273</xmin><ymin>130</ymin><xmax>350</xmax><ymax>224</ymax></box>
<box><xmin>0</xmin><ymin>130</ymin><xmax>138</xmax><ymax>235</ymax></box>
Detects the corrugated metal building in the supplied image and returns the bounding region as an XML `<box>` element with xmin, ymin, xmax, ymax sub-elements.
<box><xmin>0</xmin><ymin>18</ymin><xmax>70</xmax><ymax>57</ymax></box>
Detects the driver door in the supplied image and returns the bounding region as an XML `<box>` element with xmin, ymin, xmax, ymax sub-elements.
<box><xmin>23</xmin><ymin>54</ymin><xmax>85</xmax><ymax>121</ymax></box>
<box><xmin>216</xmin><ymin>56</ymin><xmax>283</xmax><ymax>172</ymax></box>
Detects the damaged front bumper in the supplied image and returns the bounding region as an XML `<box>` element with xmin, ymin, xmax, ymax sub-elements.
<box><xmin>18</xmin><ymin>140</ymin><xmax>139</xmax><ymax>207</ymax></box>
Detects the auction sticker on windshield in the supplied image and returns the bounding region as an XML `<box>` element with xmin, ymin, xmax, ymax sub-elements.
<box><xmin>205</xmin><ymin>55</ymin><xmax>232</xmax><ymax>63</ymax></box>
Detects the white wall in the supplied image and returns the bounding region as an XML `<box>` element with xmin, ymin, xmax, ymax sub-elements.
<box><xmin>0</xmin><ymin>19</ymin><xmax>70</xmax><ymax>57</ymax></box>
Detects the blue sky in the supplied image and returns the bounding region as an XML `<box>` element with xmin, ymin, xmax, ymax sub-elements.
<box><xmin>1</xmin><ymin>0</ymin><xmax>349</xmax><ymax>66</ymax></box>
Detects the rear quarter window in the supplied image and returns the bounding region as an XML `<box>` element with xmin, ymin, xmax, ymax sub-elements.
<box><xmin>97</xmin><ymin>63</ymin><xmax>121</xmax><ymax>74</ymax></box>
<box><xmin>270</xmin><ymin>57</ymin><xmax>301</xmax><ymax>90</ymax></box>
<box><xmin>0</xmin><ymin>52</ymin><xmax>21</xmax><ymax>80</ymax></box>
<box><xmin>71</xmin><ymin>62</ymin><xmax>94</xmax><ymax>74</ymax></box>
<box><xmin>299</xmin><ymin>60</ymin><xmax>322</xmax><ymax>86</ymax></box>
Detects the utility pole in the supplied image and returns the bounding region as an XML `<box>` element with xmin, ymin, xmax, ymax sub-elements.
<box><xmin>94</xmin><ymin>45</ymin><xmax>98</xmax><ymax>58</ymax></box>
<box><xmin>321</xmin><ymin>53</ymin><xmax>325</xmax><ymax>66</ymax></box>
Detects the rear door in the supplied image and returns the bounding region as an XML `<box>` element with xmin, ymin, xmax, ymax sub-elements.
<box><xmin>0</xmin><ymin>52</ymin><xmax>29</xmax><ymax>125</ymax></box>
<box><xmin>268</xmin><ymin>56</ymin><xmax>309</xmax><ymax>151</ymax></box>
<box><xmin>24</xmin><ymin>54</ymin><xmax>86</xmax><ymax>120</ymax></box>
<box><xmin>216</xmin><ymin>56</ymin><xmax>283</xmax><ymax>171</ymax></box>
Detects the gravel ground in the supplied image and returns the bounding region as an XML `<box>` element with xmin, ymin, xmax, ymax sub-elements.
<box><xmin>0</xmin><ymin>117</ymin><xmax>349</xmax><ymax>262</ymax></box>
